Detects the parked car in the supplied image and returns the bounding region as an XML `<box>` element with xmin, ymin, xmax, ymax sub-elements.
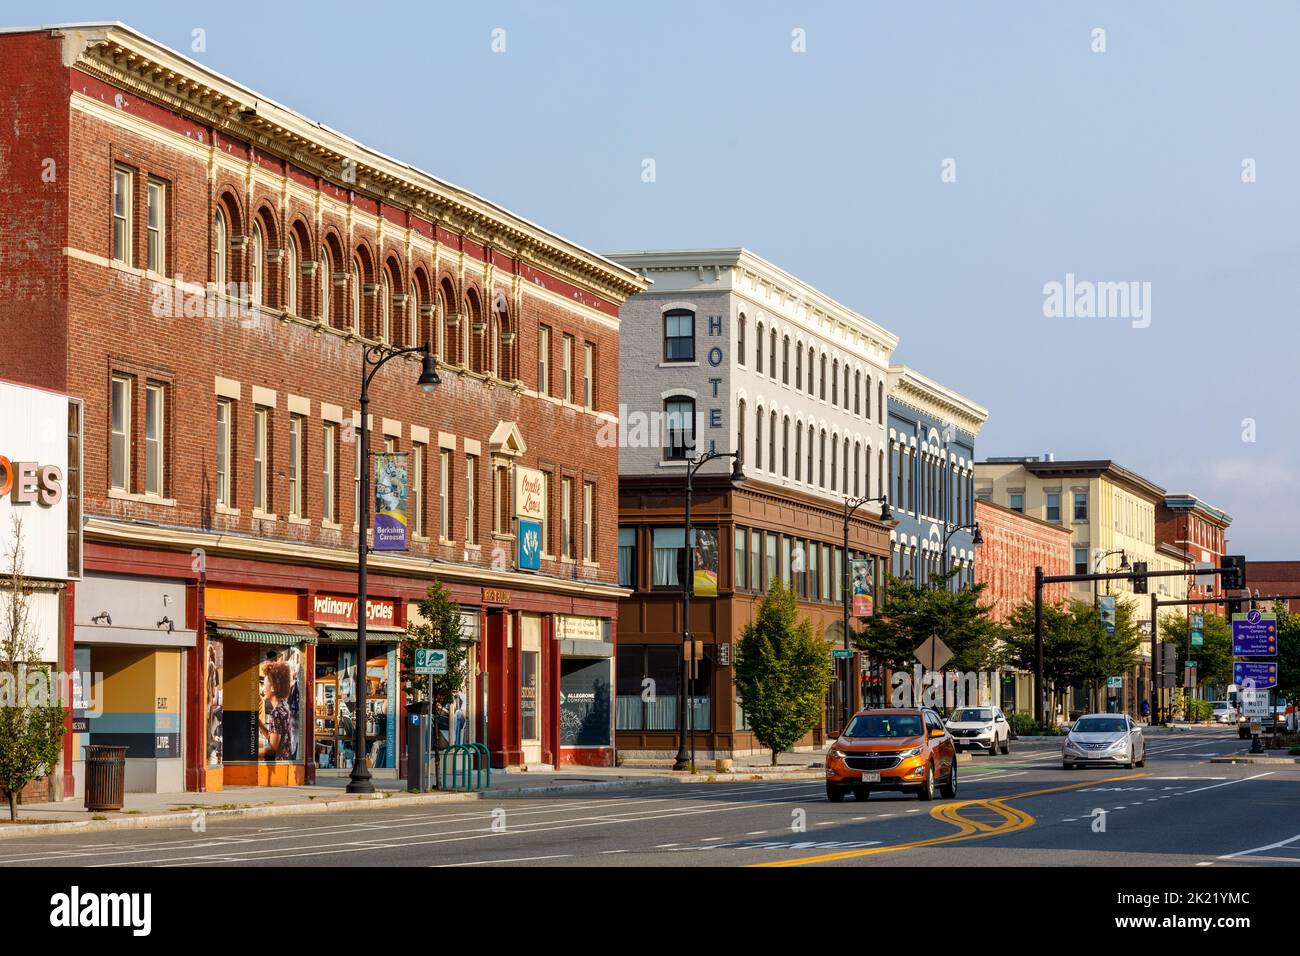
<box><xmin>825</xmin><ymin>708</ymin><xmax>957</xmax><ymax>802</ymax></box>
<box><xmin>945</xmin><ymin>706</ymin><xmax>1011</xmax><ymax>755</ymax></box>
<box><xmin>1211</xmin><ymin>701</ymin><xmax>1235</xmax><ymax>724</ymax></box>
<box><xmin>1062</xmin><ymin>713</ymin><xmax>1146</xmax><ymax>769</ymax></box>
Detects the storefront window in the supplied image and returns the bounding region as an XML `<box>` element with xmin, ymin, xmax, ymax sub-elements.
<box><xmin>314</xmin><ymin>646</ymin><xmax>394</xmax><ymax>770</ymax></box>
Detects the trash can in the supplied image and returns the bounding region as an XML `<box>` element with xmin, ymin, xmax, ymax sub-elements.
<box><xmin>84</xmin><ymin>745</ymin><xmax>128</xmax><ymax>811</ymax></box>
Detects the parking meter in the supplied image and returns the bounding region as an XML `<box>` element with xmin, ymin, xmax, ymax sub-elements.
<box><xmin>407</xmin><ymin>701</ymin><xmax>432</xmax><ymax>791</ymax></box>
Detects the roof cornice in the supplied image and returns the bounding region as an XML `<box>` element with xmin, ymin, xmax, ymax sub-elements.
<box><xmin>55</xmin><ymin>22</ymin><xmax>647</xmax><ymax>304</ymax></box>
<box><xmin>887</xmin><ymin>365</ymin><xmax>988</xmax><ymax>437</ymax></box>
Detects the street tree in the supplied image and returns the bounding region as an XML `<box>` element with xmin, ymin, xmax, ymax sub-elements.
<box><xmin>0</xmin><ymin>514</ymin><xmax>66</xmax><ymax>821</ymax></box>
<box><xmin>1158</xmin><ymin>609</ymin><xmax>1233</xmax><ymax>691</ymax></box>
<box><xmin>399</xmin><ymin>579</ymin><xmax>469</xmax><ymax>789</ymax></box>
<box><xmin>734</xmin><ymin>580</ymin><xmax>832</xmax><ymax>766</ymax></box>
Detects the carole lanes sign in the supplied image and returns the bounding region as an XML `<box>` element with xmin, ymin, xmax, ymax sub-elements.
<box><xmin>514</xmin><ymin>465</ymin><xmax>546</xmax><ymax>523</ymax></box>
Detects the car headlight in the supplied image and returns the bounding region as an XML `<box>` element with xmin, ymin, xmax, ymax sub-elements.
<box><xmin>828</xmin><ymin>748</ymin><xmax>847</xmax><ymax>761</ymax></box>
<box><xmin>983</xmin><ymin>724</ymin><xmax>995</xmax><ymax>734</ymax></box>
<box><xmin>897</xmin><ymin>747</ymin><xmax>922</xmax><ymax>758</ymax></box>
<box><xmin>1107</xmin><ymin>739</ymin><xmax>1129</xmax><ymax>752</ymax></box>
<box><xmin>1064</xmin><ymin>739</ymin><xmax>1084</xmax><ymax>754</ymax></box>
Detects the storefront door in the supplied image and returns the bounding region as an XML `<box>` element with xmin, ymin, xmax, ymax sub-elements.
<box><xmin>520</xmin><ymin>618</ymin><xmax>541</xmax><ymax>764</ymax></box>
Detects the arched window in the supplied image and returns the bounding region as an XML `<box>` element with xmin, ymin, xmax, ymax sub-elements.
<box><xmin>285</xmin><ymin>234</ymin><xmax>299</xmax><ymax>315</ymax></box>
<box><xmin>737</xmin><ymin>400</ymin><xmax>746</xmax><ymax>464</ymax></box>
<box><xmin>782</xmin><ymin>416</ymin><xmax>790</xmax><ymax>477</ymax></box>
<box><xmin>854</xmin><ymin>370</ymin><xmax>861</xmax><ymax>416</ymax></box>
<box><xmin>807</xmin><ymin>348</ymin><xmax>815</xmax><ymax>395</ymax></box>
<box><xmin>843</xmin><ymin>437</ymin><xmax>850</xmax><ymax>494</ymax></box>
<box><xmin>251</xmin><ymin>222</ymin><xmax>264</xmax><ymax>306</ymax></box>
<box><xmin>819</xmin><ymin>354</ymin><xmax>827</xmax><ymax>400</ymax></box>
<box><xmin>878</xmin><ymin>381</ymin><xmax>884</xmax><ymax>423</ymax></box>
<box><xmin>878</xmin><ymin>449</ymin><xmax>885</xmax><ymax>497</ymax></box>
<box><xmin>738</xmin><ymin>315</ymin><xmax>746</xmax><ymax>367</ymax></box>
<box><xmin>756</xmin><ymin>322</ymin><xmax>764</xmax><ymax>373</ymax></box>
<box><xmin>832</xmin><ymin>359</ymin><xmax>839</xmax><ymax>406</ymax></box>
<box><xmin>796</xmin><ymin>343</ymin><xmax>803</xmax><ymax>387</ymax></box>
<box><xmin>830</xmin><ymin>436</ymin><xmax>838</xmax><ymax>492</ymax></box>
<box><xmin>350</xmin><ymin>259</ymin><xmax>362</xmax><ymax>334</ymax></box>
<box><xmin>866</xmin><ymin>374</ymin><xmax>872</xmax><ymax>418</ymax></box>
<box><xmin>768</xmin><ymin>409</ymin><xmax>776</xmax><ymax>473</ymax></box>
<box><xmin>755</xmin><ymin>407</ymin><xmax>764</xmax><ymax>471</ymax></box>
<box><xmin>319</xmin><ymin>243</ymin><xmax>332</xmax><ymax>324</ymax></box>
<box><xmin>768</xmin><ymin>328</ymin><xmax>776</xmax><ymax>378</ymax></box>
<box><xmin>782</xmin><ymin>336</ymin><xmax>790</xmax><ymax>385</ymax></box>
<box><xmin>843</xmin><ymin>364</ymin><xmax>850</xmax><ymax>410</ymax></box>
<box><xmin>794</xmin><ymin>425</ymin><xmax>802</xmax><ymax>482</ymax></box>
<box><xmin>380</xmin><ymin>271</ymin><xmax>391</xmax><ymax>343</ymax></box>
<box><xmin>818</xmin><ymin>430</ymin><xmax>827</xmax><ymax>487</ymax></box>
<box><xmin>408</xmin><ymin>284</ymin><xmax>419</xmax><ymax>347</ymax></box>
<box><xmin>854</xmin><ymin>441</ymin><xmax>862</xmax><ymax>497</ymax></box>
<box><xmin>807</xmin><ymin>425</ymin><xmax>815</xmax><ymax>485</ymax></box>
<box><xmin>213</xmin><ymin>207</ymin><xmax>228</xmax><ymax>289</ymax></box>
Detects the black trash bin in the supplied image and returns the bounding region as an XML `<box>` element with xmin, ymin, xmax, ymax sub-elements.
<box><xmin>84</xmin><ymin>745</ymin><xmax>128</xmax><ymax>811</ymax></box>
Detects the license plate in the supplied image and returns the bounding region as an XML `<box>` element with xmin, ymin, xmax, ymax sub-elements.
<box><xmin>860</xmin><ymin>771</ymin><xmax>881</xmax><ymax>783</ymax></box>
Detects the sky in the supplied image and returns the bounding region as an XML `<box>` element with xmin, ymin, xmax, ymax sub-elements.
<box><xmin>21</xmin><ymin>0</ymin><xmax>1300</xmax><ymax>557</ymax></box>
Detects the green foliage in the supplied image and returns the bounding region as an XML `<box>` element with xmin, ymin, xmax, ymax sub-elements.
<box><xmin>734</xmin><ymin>580</ymin><xmax>832</xmax><ymax>766</ymax></box>
<box><xmin>855</xmin><ymin>571</ymin><xmax>1003</xmax><ymax>674</ymax></box>
<box><xmin>1274</xmin><ymin>607</ymin><xmax>1300</xmax><ymax>702</ymax></box>
<box><xmin>0</xmin><ymin>515</ymin><xmax>66</xmax><ymax>820</ymax></box>
<box><xmin>399</xmin><ymin>579</ymin><xmax>469</xmax><ymax>787</ymax></box>
<box><xmin>1159</xmin><ymin>611</ymin><xmax>1232</xmax><ymax>689</ymax></box>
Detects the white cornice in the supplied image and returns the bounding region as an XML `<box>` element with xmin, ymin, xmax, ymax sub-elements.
<box><xmin>887</xmin><ymin>365</ymin><xmax>988</xmax><ymax>437</ymax></box>
<box><xmin>50</xmin><ymin>22</ymin><xmax>647</xmax><ymax>305</ymax></box>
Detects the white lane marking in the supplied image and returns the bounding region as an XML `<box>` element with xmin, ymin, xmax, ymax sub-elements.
<box><xmin>816</xmin><ymin>821</ymin><xmax>836</xmax><ymax>826</ymax></box>
<box><xmin>600</xmin><ymin>849</ymin><xmax>627</xmax><ymax>854</ymax></box>
<box><xmin>1197</xmin><ymin>861</ymin><xmax>1214</xmax><ymax>866</ymax></box>
<box><xmin>1062</xmin><ymin>818</ymin><xmax>1078</xmax><ymax>823</ymax></box>
<box><xmin>1184</xmin><ymin>772</ymin><xmax>1274</xmax><ymax>794</ymax></box>
<box><xmin>701</xmin><ymin>837</ymin><xmax>723</xmax><ymax>841</ymax></box>
<box><xmin>906</xmin><ymin>809</ymin><xmax>921</xmax><ymax>813</ymax></box>
<box><xmin>1219</xmin><ymin>831</ymin><xmax>1300</xmax><ymax>860</ymax></box>
<box><xmin>747</xmin><ymin>830</ymin><xmax>768</xmax><ymax>835</ymax></box>
<box><xmin>655</xmin><ymin>843</ymin><xmax>679</xmax><ymax>848</ymax></box>
<box><xmin>433</xmin><ymin>854</ymin><xmax>572</xmax><ymax>867</ymax></box>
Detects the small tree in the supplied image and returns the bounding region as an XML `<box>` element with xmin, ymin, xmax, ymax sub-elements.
<box><xmin>0</xmin><ymin>514</ymin><xmax>66</xmax><ymax>820</ymax></box>
<box><xmin>734</xmin><ymin>580</ymin><xmax>832</xmax><ymax>765</ymax></box>
<box><xmin>399</xmin><ymin>579</ymin><xmax>468</xmax><ymax>789</ymax></box>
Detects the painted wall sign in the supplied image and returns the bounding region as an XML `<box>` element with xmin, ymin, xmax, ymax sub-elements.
<box><xmin>482</xmin><ymin>587</ymin><xmax>511</xmax><ymax>605</ymax></box>
<box><xmin>556</xmin><ymin>615</ymin><xmax>603</xmax><ymax>641</ymax></box>
<box><xmin>313</xmin><ymin>594</ymin><xmax>397</xmax><ymax>627</ymax></box>
<box><xmin>514</xmin><ymin>465</ymin><xmax>546</xmax><ymax>522</ymax></box>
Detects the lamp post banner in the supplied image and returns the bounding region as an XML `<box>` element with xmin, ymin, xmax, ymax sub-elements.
<box><xmin>851</xmin><ymin>559</ymin><xmax>874</xmax><ymax>617</ymax></box>
<box><xmin>373</xmin><ymin>452</ymin><xmax>409</xmax><ymax>551</ymax></box>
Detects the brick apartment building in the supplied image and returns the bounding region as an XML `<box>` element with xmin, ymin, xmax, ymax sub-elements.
<box><xmin>0</xmin><ymin>23</ymin><xmax>645</xmax><ymax>795</ymax></box>
<box><xmin>1243</xmin><ymin>562</ymin><xmax>1300</xmax><ymax>613</ymax></box>
<box><xmin>1155</xmin><ymin>494</ymin><xmax>1232</xmax><ymax>618</ymax></box>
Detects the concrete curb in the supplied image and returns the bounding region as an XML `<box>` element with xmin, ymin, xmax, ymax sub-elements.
<box><xmin>1209</xmin><ymin>755</ymin><xmax>1300</xmax><ymax>765</ymax></box>
<box><xmin>0</xmin><ymin>776</ymin><xmax>682</xmax><ymax>840</ymax></box>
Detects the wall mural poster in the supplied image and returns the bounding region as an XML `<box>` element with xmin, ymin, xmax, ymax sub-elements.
<box><xmin>692</xmin><ymin>527</ymin><xmax>719</xmax><ymax>597</ymax></box>
<box><xmin>560</xmin><ymin>658</ymin><xmax>612</xmax><ymax>747</ymax></box>
<box><xmin>259</xmin><ymin>647</ymin><xmax>303</xmax><ymax>762</ymax></box>
<box><xmin>205</xmin><ymin>638</ymin><xmax>223</xmax><ymax>768</ymax></box>
<box><xmin>373</xmin><ymin>452</ymin><xmax>409</xmax><ymax>551</ymax></box>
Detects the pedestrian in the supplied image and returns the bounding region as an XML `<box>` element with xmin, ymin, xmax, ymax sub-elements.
<box><xmin>1140</xmin><ymin>699</ymin><xmax>1151</xmax><ymax>724</ymax></box>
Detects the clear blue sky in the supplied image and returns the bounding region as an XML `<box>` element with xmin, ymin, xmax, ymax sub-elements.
<box><xmin>29</xmin><ymin>0</ymin><xmax>1300</xmax><ymax>558</ymax></box>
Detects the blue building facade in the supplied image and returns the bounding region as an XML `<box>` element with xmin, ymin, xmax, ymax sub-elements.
<box><xmin>885</xmin><ymin>366</ymin><xmax>988</xmax><ymax>589</ymax></box>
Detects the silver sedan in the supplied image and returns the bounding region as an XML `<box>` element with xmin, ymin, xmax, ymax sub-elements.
<box><xmin>1062</xmin><ymin>714</ymin><xmax>1146</xmax><ymax>769</ymax></box>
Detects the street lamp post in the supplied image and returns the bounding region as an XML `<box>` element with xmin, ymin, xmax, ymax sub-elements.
<box><xmin>347</xmin><ymin>342</ymin><xmax>440</xmax><ymax>794</ymax></box>
<box><xmin>674</xmin><ymin>448</ymin><xmax>746</xmax><ymax>773</ymax></box>
<box><xmin>1092</xmin><ymin>549</ymin><xmax>1128</xmax><ymax>714</ymax></box>
<box><xmin>840</xmin><ymin>495</ymin><xmax>891</xmax><ymax>731</ymax></box>
<box><xmin>935</xmin><ymin>520</ymin><xmax>982</xmax><ymax>714</ymax></box>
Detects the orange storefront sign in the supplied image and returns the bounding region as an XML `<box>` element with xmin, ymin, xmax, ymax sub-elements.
<box><xmin>205</xmin><ymin>586</ymin><xmax>299</xmax><ymax>621</ymax></box>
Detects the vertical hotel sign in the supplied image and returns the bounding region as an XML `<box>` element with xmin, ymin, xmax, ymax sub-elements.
<box><xmin>515</xmin><ymin>465</ymin><xmax>545</xmax><ymax>571</ymax></box>
<box><xmin>373</xmin><ymin>452</ymin><xmax>409</xmax><ymax>551</ymax></box>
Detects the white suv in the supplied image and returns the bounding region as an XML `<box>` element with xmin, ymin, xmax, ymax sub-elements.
<box><xmin>944</xmin><ymin>706</ymin><xmax>1011</xmax><ymax>755</ymax></box>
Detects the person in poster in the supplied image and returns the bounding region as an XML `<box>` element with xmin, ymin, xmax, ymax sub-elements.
<box><xmin>258</xmin><ymin>651</ymin><xmax>301</xmax><ymax>761</ymax></box>
<box><xmin>373</xmin><ymin>453</ymin><xmax>409</xmax><ymax>551</ymax></box>
<box><xmin>205</xmin><ymin>639</ymin><xmax>224</xmax><ymax>767</ymax></box>
<box><xmin>851</xmin><ymin>559</ymin><xmax>874</xmax><ymax>617</ymax></box>
<box><xmin>693</xmin><ymin>528</ymin><xmax>719</xmax><ymax>597</ymax></box>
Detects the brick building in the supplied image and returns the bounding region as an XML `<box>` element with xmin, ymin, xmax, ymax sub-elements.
<box><xmin>973</xmin><ymin>499</ymin><xmax>1071</xmax><ymax>714</ymax></box>
<box><xmin>1243</xmin><ymin>562</ymin><xmax>1300</xmax><ymax>613</ymax></box>
<box><xmin>0</xmin><ymin>23</ymin><xmax>645</xmax><ymax>794</ymax></box>
<box><xmin>1155</xmin><ymin>494</ymin><xmax>1232</xmax><ymax>618</ymax></box>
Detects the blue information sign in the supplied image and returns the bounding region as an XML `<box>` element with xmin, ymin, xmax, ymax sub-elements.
<box><xmin>517</xmin><ymin>518</ymin><xmax>542</xmax><ymax>572</ymax></box>
<box><xmin>1231</xmin><ymin>611</ymin><xmax>1277</xmax><ymax>656</ymax></box>
<box><xmin>1234</xmin><ymin>661</ymin><xmax>1278</xmax><ymax>690</ymax></box>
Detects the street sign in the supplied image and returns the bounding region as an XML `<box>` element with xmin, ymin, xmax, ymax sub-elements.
<box><xmin>1234</xmin><ymin>661</ymin><xmax>1278</xmax><ymax>690</ymax></box>
<box><xmin>1191</xmin><ymin>630</ymin><xmax>1203</xmax><ymax>647</ymax></box>
<box><xmin>832</xmin><ymin>648</ymin><xmax>855</xmax><ymax>659</ymax></box>
<box><xmin>1191</xmin><ymin>613</ymin><xmax>1204</xmax><ymax>629</ymax></box>
<box><xmin>1242</xmin><ymin>689</ymin><xmax>1269</xmax><ymax>721</ymax></box>
<box><xmin>1184</xmin><ymin>665</ymin><xmax>1196</xmax><ymax>688</ymax></box>
<box><xmin>914</xmin><ymin>635</ymin><xmax>953</xmax><ymax>672</ymax></box>
<box><xmin>1194</xmin><ymin>562</ymin><xmax>1215</xmax><ymax>589</ymax></box>
<box><xmin>718</xmin><ymin>643</ymin><xmax>731</xmax><ymax>667</ymax></box>
<box><xmin>1099</xmin><ymin>595</ymin><xmax>1116</xmax><ymax>636</ymax></box>
<box><xmin>414</xmin><ymin>648</ymin><xmax>447</xmax><ymax>675</ymax></box>
<box><xmin>1232</xmin><ymin>610</ymin><xmax>1277</xmax><ymax>656</ymax></box>
<box><xmin>1107</xmin><ymin>676</ymin><xmax>1123</xmax><ymax>689</ymax></box>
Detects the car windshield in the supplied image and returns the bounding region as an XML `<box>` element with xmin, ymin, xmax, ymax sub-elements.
<box><xmin>951</xmin><ymin>709</ymin><xmax>994</xmax><ymax>722</ymax></box>
<box><xmin>1072</xmin><ymin>717</ymin><xmax>1127</xmax><ymax>734</ymax></box>
<box><xmin>845</xmin><ymin>714</ymin><xmax>923</xmax><ymax>738</ymax></box>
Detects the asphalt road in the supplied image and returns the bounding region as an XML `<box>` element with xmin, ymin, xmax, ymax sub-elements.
<box><xmin>4</xmin><ymin>729</ymin><xmax>1296</xmax><ymax>868</ymax></box>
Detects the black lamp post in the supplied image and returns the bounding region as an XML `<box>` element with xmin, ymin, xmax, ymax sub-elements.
<box><xmin>674</xmin><ymin>448</ymin><xmax>745</xmax><ymax>773</ymax></box>
<box><xmin>840</xmin><ymin>495</ymin><xmax>891</xmax><ymax>731</ymax></box>
<box><xmin>939</xmin><ymin>520</ymin><xmax>982</xmax><ymax>590</ymax></box>
<box><xmin>347</xmin><ymin>342</ymin><xmax>439</xmax><ymax>794</ymax></box>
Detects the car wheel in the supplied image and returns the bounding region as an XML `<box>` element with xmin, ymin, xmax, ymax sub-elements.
<box><xmin>1062</xmin><ymin>761</ymin><xmax>1072</xmax><ymax>770</ymax></box>
<box><xmin>940</xmin><ymin>760</ymin><xmax>957</xmax><ymax>798</ymax></box>
<box><xmin>917</xmin><ymin>763</ymin><xmax>935</xmax><ymax>801</ymax></box>
<box><xmin>1126</xmin><ymin>756</ymin><xmax>1136</xmax><ymax>769</ymax></box>
<box><xmin>826</xmin><ymin>784</ymin><xmax>847</xmax><ymax>803</ymax></box>
<box><xmin>854</xmin><ymin>787</ymin><xmax>871</xmax><ymax>801</ymax></box>
<box><xmin>1137</xmin><ymin>754</ymin><xmax>1145</xmax><ymax>768</ymax></box>
<box><xmin>1001</xmin><ymin>734</ymin><xmax>1010</xmax><ymax>755</ymax></box>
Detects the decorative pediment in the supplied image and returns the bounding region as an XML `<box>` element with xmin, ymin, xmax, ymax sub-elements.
<box><xmin>488</xmin><ymin>420</ymin><xmax>526</xmax><ymax>458</ymax></box>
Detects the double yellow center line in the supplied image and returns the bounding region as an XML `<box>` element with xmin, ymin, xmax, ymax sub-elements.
<box><xmin>753</xmin><ymin>772</ymin><xmax>1149</xmax><ymax>867</ymax></box>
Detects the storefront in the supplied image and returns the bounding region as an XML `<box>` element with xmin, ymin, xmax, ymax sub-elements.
<box><xmin>556</xmin><ymin>614</ymin><xmax>614</xmax><ymax>767</ymax></box>
<box><xmin>312</xmin><ymin>594</ymin><xmax>404</xmax><ymax>777</ymax></box>
<box><xmin>203</xmin><ymin>586</ymin><xmax>315</xmax><ymax>788</ymax></box>
<box><xmin>72</xmin><ymin>573</ymin><xmax>194</xmax><ymax>794</ymax></box>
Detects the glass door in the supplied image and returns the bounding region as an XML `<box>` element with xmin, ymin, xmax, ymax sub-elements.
<box><xmin>521</xmin><ymin>650</ymin><xmax>540</xmax><ymax>763</ymax></box>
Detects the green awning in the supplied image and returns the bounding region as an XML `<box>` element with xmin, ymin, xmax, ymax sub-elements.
<box><xmin>208</xmin><ymin>619</ymin><xmax>318</xmax><ymax>646</ymax></box>
<box><xmin>318</xmin><ymin>627</ymin><xmax>406</xmax><ymax>643</ymax></box>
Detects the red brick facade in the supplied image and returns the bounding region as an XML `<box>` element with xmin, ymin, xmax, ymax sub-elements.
<box><xmin>1244</xmin><ymin>561</ymin><xmax>1300</xmax><ymax>613</ymax></box>
<box><xmin>975</xmin><ymin>499</ymin><xmax>1072</xmax><ymax>621</ymax></box>
<box><xmin>0</xmin><ymin>25</ymin><xmax>644</xmax><ymax>790</ymax></box>
<box><xmin>1155</xmin><ymin>496</ymin><xmax>1232</xmax><ymax>617</ymax></box>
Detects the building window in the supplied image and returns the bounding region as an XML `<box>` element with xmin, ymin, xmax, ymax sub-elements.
<box><xmin>562</xmin><ymin>334</ymin><xmax>573</xmax><ymax>402</ymax></box>
<box><xmin>561</xmin><ymin>476</ymin><xmax>573</xmax><ymax>559</ymax></box>
<box><xmin>807</xmin><ymin>348</ymin><xmax>815</xmax><ymax>395</ymax></box>
<box><xmin>350</xmin><ymin>259</ymin><xmax>362</xmax><ymax>334</ymax></box>
<box><xmin>765</xmin><ymin>533</ymin><xmax>778</xmax><ymax>589</ymax></box>
<box><xmin>583</xmin><ymin>342</ymin><xmax>594</xmax><ymax>409</ymax></box>
<box><xmin>750</xmin><ymin>530</ymin><xmax>762</xmax><ymax>590</ymax></box>
<box><xmin>251</xmin><ymin>222</ymin><xmax>265</xmax><ymax>306</ymax></box>
<box><xmin>878</xmin><ymin>381</ymin><xmax>884</xmax><ymax>424</ymax></box>
<box><xmin>782</xmin><ymin>417</ymin><xmax>790</xmax><ymax>478</ymax></box>
<box><xmin>439</xmin><ymin>449</ymin><xmax>451</xmax><ymax>541</ymax></box>
<box><xmin>583</xmin><ymin>481</ymin><xmax>595</xmax><ymax>561</ymax></box>
<box><xmin>854</xmin><ymin>370</ymin><xmax>861</xmax><ymax>416</ymax></box>
<box><xmin>664</xmin><ymin>309</ymin><xmax>695</xmax><ymax>362</ymax></box>
<box><xmin>754</xmin><ymin>408</ymin><xmax>763</xmax><ymax>471</ymax></box>
<box><xmin>809</xmin><ymin>541</ymin><xmax>820</xmax><ymax>600</ymax></box>
<box><xmin>322</xmin><ymin>422</ymin><xmax>337</xmax><ymax>523</ymax></box>
<box><xmin>820</xmin><ymin>354</ymin><xmax>827</xmax><ymax>400</ymax></box>
<box><xmin>112</xmin><ymin>165</ymin><xmax>133</xmax><ymax>264</ymax></box>
<box><xmin>216</xmin><ymin>399</ymin><xmax>233</xmax><ymax>508</ymax></box>
<box><xmin>734</xmin><ymin>527</ymin><xmax>747</xmax><ymax>590</ymax></box>
<box><xmin>146</xmin><ymin>177</ymin><xmax>166</xmax><ymax>274</ymax></box>
<box><xmin>1074</xmin><ymin>548</ymin><xmax>1089</xmax><ymax>576</ymax></box>
<box><xmin>782</xmin><ymin>336</ymin><xmax>790</xmax><ymax>384</ymax></box>
<box><xmin>465</xmin><ymin>455</ymin><xmax>478</xmax><ymax>543</ymax></box>
<box><xmin>796</xmin><ymin>343</ymin><xmax>803</xmax><ymax>389</ymax></box>
<box><xmin>737</xmin><ymin>316</ymin><xmax>746</xmax><ymax>367</ymax></box>
<box><xmin>768</xmin><ymin>328</ymin><xmax>776</xmax><ymax>379</ymax></box>
<box><xmin>144</xmin><ymin>382</ymin><xmax>165</xmax><ymax>497</ymax></box>
<box><xmin>412</xmin><ymin>443</ymin><xmax>425</xmax><ymax>537</ymax></box>
<box><xmin>818</xmin><ymin>430</ymin><xmax>827</xmax><ymax>487</ymax></box>
<box><xmin>253</xmin><ymin>407</ymin><xmax>270</xmax><ymax>513</ymax></box>
<box><xmin>756</xmin><ymin>321</ymin><xmax>764</xmax><ymax>372</ymax></box>
<box><xmin>768</xmin><ymin>410</ymin><xmax>776</xmax><ymax>473</ymax></box>
<box><xmin>832</xmin><ymin>359</ymin><xmax>839</xmax><ymax>405</ymax></box>
<box><xmin>380</xmin><ymin>272</ymin><xmax>391</xmax><ymax>343</ymax></box>
<box><xmin>866</xmin><ymin>375</ymin><xmax>872</xmax><ymax>419</ymax></box>
<box><xmin>619</xmin><ymin>527</ymin><xmax>636</xmax><ymax>588</ymax></box>
<box><xmin>538</xmin><ymin>325</ymin><xmax>551</xmax><ymax>395</ymax></box>
<box><xmin>1009</xmin><ymin>492</ymin><xmax>1024</xmax><ymax>514</ymax></box>
<box><xmin>665</xmin><ymin>397</ymin><xmax>695</xmax><ymax>461</ymax></box>
<box><xmin>109</xmin><ymin>375</ymin><xmax>131</xmax><ymax>491</ymax></box>
<box><xmin>830</xmin><ymin>437</ymin><xmax>838</xmax><ymax>492</ymax></box>
<box><xmin>737</xmin><ymin>400</ymin><xmax>746</xmax><ymax>469</ymax></box>
<box><xmin>288</xmin><ymin>414</ymin><xmax>304</xmax><ymax>518</ymax></box>
<box><xmin>285</xmin><ymin>235</ymin><xmax>299</xmax><ymax>315</ymax></box>
<box><xmin>652</xmin><ymin>527</ymin><xmax>686</xmax><ymax>588</ymax></box>
<box><xmin>319</xmin><ymin>244</ymin><xmax>332</xmax><ymax>323</ymax></box>
<box><xmin>807</xmin><ymin>425</ymin><xmax>815</xmax><ymax>484</ymax></box>
<box><xmin>214</xmin><ymin>208</ymin><xmax>228</xmax><ymax>289</ymax></box>
<box><xmin>1073</xmin><ymin>492</ymin><xmax>1088</xmax><ymax>521</ymax></box>
<box><xmin>1046</xmin><ymin>492</ymin><xmax>1061</xmax><ymax>522</ymax></box>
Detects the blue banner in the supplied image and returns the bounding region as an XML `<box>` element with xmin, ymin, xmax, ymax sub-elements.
<box><xmin>1231</xmin><ymin>611</ymin><xmax>1277</xmax><ymax>656</ymax></box>
<box><xmin>1234</xmin><ymin>661</ymin><xmax>1278</xmax><ymax>690</ymax></box>
<box><xmin>517</xmin><ymin>518</ymin><xmax>541</xmax><ymax>571</ymax></box>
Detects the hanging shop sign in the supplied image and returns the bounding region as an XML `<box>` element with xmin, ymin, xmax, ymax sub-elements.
<box><xmin>517</xmin><ymin>518</ymin><xmax>542</xmax><ymax>572</ymax></box>
<box><xmin>372</xmin><ymin>452</ymin><xmax>409</xmax><ymax>551</ymax></box>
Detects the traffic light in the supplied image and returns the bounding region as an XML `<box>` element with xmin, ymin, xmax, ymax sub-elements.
<box><xmin>1160</xmin><ymin>642</ymin><xmax>1178</xmax><ymax>688</ymax></box>
<box><xmin>1132</xmin><ymin>561</ymin><xmax>1148</xmax><ymax>594</ymax></box>
<box><xmin>1221</xmin><ymin>555</ymin><xmax>1246</xmax><ymax>590</ymax></box>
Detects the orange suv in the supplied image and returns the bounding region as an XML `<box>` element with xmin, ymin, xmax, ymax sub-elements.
<box><xmin>825</xmin><ymin>707</ymin><xmax>957</xmax><ymax>802</ymax></box>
